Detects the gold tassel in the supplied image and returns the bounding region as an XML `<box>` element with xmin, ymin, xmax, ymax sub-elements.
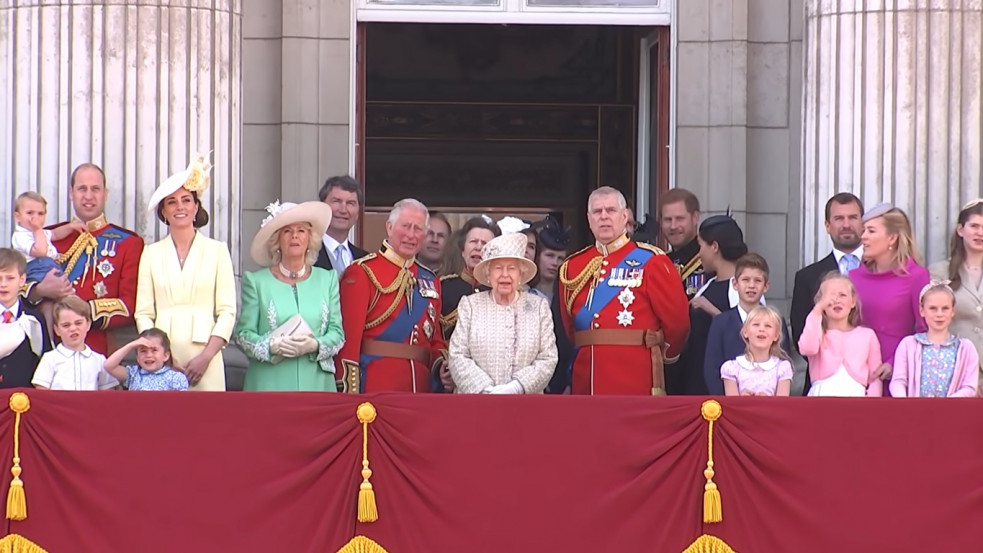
<box><xmin>336</xmin><ymin>535</ymin><xmax>389</xmax><ymax>553</ymax></box>
<box><xmin>681</xmin><ymin>534</ymin><xmax>736</xmax><ymax>553</ymax></box>
<box><xmin>701</xmin><ymin>400</ymin><xmax>722</xmax><ymax>524</ymax></box>
<box><xmin>6</xmin><ymin>394</ymin><xmax>30</xmax><ymax>521</ymax></box>
<box><xmin>356</xmin><ymin>402</ymin><xmax>378</xmax><ymax>523</ymax></box>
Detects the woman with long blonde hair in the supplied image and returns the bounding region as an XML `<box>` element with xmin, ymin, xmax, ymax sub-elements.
<box><xmin>848</xmin><ymin>203</ymin><xmax>930</xmax><ymax>394</ymax></box>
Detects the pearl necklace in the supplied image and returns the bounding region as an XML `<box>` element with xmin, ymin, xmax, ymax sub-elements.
<box><xmin>278</xmin><ymin>263</ymin><xmax>306</xmax><ymax>280</ymax></box>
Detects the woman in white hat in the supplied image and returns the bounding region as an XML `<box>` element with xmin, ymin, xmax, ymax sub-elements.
<box><xmin>234</xmin><ymin>201</ymin><xmax>344</xmax><ymax>391</ymax></box>
<box><xmin>448</xmin><ymin>232</ymin><xmax>558</xmax><ymax>394</ymax></box>
<box><xmin>134</xmin><ymin>154</ymin><xmax>237</xmax><ymax>391</ymax></box>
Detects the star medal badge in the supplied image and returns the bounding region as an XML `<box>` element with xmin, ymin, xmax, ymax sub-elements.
<box><xmin>617</xmin><ymin>309</ymin><xmax>635</xmax><ymax>327</ymax></box>
<box><xmin>618</xmin><ymin>288</ymin><xmax>635</xmax><ymax>308</ymax></box>
<box><xmin>427</xmin><ymin>303</ymin><xmax>437</xmax><ymax>321</ymax></box>
<box><xmin>93</xmin><ymin>281</ymin><xmax>108</xmax><ymax>298</ymax></box>
<box><xmin>423</xmin><ymin>319</ymin><xmax>434</xmax><ymax>341</ymax></box>
<box><xmin>97</xmin><ymin>258</ymin><xmax>115</xmax><ymax>278</ymax></box>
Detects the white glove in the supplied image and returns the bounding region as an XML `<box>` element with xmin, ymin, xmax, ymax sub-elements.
<box><xmin>487</xmin><ymin>380</ymin><xmax>524</xmax><ymax>395</ymax></box>
<box><xmin>288</xmin><ymin>335</ymin><xmax>319</xmax><ymax>355</ymax></box>
<box><xmin>270</xmin><ymin>336</ymin><xmax>286</xmax><ymax>357</ymax></box>
<box><xmin>276</xmin><ymin>338</ymin><xmax>302</xmax><ymax>358</ymax></box>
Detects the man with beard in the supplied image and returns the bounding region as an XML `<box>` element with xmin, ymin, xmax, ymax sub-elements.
<box><xmin>439</xmin><ymin>217</ymin><xmax>500</xmax><ymax>340</ymax></box>
<box><xmin>790</xmin><ymin>192</ymin><xmax>864</xmax><ymax>394</ymax></box>
<box><xmin>419</xmin><ymin>212</ymin><xmax>452</xmax><ymax>275</ymax></box>
<box><xmin>659</xmin><ymin>189</ymin><xmax>706</xmax><ymax>298</ymax></box>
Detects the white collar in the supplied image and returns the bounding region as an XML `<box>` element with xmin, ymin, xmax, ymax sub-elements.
<box><xmin>13</xmin><ymin>224</ymin><xmax>31</xmax><ymax>233</ymax></box>
<box><xmin>832</xmin><ymin>246</ymin><xmax>863</xmax><ymax>265</ymax></box>
<box><xmin>0</xmin><ymin>302</ymin><xmax>20</xmax><ymax>319</ymax></box>
<box><xmin>322</xmin><ymin>234</ymin><xmax>346</xmax><ymax>253</ymax></box>
<box><xmin>55</xmin><ymin>343</ymin><xmax>93</xmax><ymax>358</ymax></box>
<box><xmin>737</xmin><ymin>303</ymin><xmax>750</xmax><ymax>322</ymax></box>
<box><xmin>735</xmin><ymin>355</ymin><xmax>779</xmax><ymax>371</ymax></box>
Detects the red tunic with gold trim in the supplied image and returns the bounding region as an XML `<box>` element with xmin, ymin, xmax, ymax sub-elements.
<box><xmin>43</xmin><ymin>216</ymin><xmax>144</xmax><ymax>354</ymax></box>
<box><xmin>336</xmin><ymin>242</ymin><xmax>446</xmax><ymax>393</ymax></box>
<box><xmin>559</xmin><ymin>234</ymin><xmax>689</xmax><ymax>395</ymax></box>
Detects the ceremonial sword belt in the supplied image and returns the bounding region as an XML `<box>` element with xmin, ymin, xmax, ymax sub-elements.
<box><xmin>572</xmin><ymin>329</ymin><xmax>667</xmax><ymax>396</ymax></box>
<box><xmin>361</xmin><ymin>340</ymin><xmax>431</xmax><ymax>364</ymax></box>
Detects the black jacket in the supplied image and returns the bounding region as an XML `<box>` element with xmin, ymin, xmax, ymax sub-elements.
<box><xmin>789</xmin><ymin>252</ymin><xmax>838</xmax><ymax>395</ymax></box>
<box><xmin>314</xmin><ymin>242</ymin><xmax>370</xmax><ymax>273</ymax></box>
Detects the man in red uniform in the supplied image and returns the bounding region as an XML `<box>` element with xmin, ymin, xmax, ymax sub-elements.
<box><xmin>336</xmin><ymin>199</ymin><xmax>447</xmax><ymax>393</ymax></box>
<box><xmin>558</xmin><ymin>186</ymin><xmax>689</xmax><ymax>395</ymax></box>
<box><xmin>24</xmin><ymin>163</ymin><xmax>144</xmax><ymax>354</ymax></box>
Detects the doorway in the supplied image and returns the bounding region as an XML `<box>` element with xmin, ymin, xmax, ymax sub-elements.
<box><xmin>355</xmin><ymin>23</ymin><xmax>670</xmax><ymax>250</ymax></box>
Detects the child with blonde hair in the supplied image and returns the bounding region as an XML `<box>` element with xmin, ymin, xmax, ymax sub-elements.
<box><xmin>720</xmin><ymin>305</ymin><xmax>793</xmax><ymax>396</ymax></box>
<box><xmin>798</xmin><ymin>273</ymin><xmax>883</xmax><ymax>396</ymax></box>
<box><xmin>890</xmin><ymin>281</ymin><xmax>979</xmax><ymax>397</ymax></box>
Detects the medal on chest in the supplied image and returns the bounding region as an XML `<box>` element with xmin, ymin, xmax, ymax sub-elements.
<box><xmin>617</xmin><ymin>288</ymin><xmax>636</xmax><ymax>327</ymax></box>
<box><xmin>609</xmin><ymin>268</ymin><xmax>644</xmax><ymax>288</ymax></box>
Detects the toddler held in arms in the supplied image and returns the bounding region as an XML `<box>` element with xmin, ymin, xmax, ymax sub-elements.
<box><xmin>720</xmin><ymin>305</ymin><xmax>792</xmax><ymax>396</ymax></box>
<box><xmin>104</xmin><ymin>328</ymin><xmax>189</xmax><ymax>391</ymax></box>
<box><xmin>798</xmin><ymin>273</ymin><xmax>884</xmax><ymax>397</ymax></box>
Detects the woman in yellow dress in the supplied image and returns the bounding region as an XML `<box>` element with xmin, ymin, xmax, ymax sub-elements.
<box><xmin>134</xmin><ymin>154</ymin><xmax>237</xmax><ymax>391</ymax></box>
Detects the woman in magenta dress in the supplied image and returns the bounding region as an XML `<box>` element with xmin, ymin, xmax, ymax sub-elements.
<box><xmin>849</xmin><ymin>203</ymin><xmax>930</xmax><ymax>395</ymax></box>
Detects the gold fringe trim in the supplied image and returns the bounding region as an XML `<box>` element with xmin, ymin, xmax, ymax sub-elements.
<box><xmin>6</xmin><ymin>394</ymin><xmax>30</xmax><ymax>521</ymax></box>
<box><xmin>701</xmin><ymin>400</ymin><xmax>722</xmax><ymax>524</ymax></box>
<box><xmin>360</xmin><ymin>265</ymin><xmax>414</xmax><ymax>330</ymax></box>
<box><xmin>0</xmin><ymin>534</ymin><xmax>48</xmax><ymax>553</ymax></box>
<box><xmin>682</xmin><ymin>534</ymin><xmax>736</xmax><ymax>553</ymax></box>
<box><xmin>558</xmin><ymin>256</ymin><xmax>604</xmax><ymax>316</ymax></box>
<box><xmin>336</xmin><ymin>535</ymin><xmax>389</xmax><ymax>553</ymax></box>
<box><xmin>356</xmin><ymin>403</ymin><xmax>378</xmax><ymax>523</ymax></box>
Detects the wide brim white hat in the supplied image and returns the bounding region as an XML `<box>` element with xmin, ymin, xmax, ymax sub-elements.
<box><xmin>147</xmin><ymin>153</ymin><xmax>213</xmax><ymax>214</ymax></box>
<box><xmin>250</xmin><ymin>200</ymin><xmax>333</xmax><ymax>266</ymax></box>
<box><xmin>473</xmin><ymin>232</ymin><xmax>537</xmax><ymax>288</ymax></box>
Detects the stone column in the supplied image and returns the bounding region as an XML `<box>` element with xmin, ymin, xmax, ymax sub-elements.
<box><xmin>0</xmin><ymin>0</ymin><xmax>241</xmax><ymax>262</ymax></box>
<box><xmin>802</xmin><ymin>1</ymin><xmax>982</xmax><ymax>265</ymax></box>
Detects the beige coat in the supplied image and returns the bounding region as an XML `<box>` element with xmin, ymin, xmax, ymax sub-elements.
<box><xmin>135</xmin><ymin>233</ymin><xmax>238</xmax><ymax>391</ymax></box>
<box><xmin>448</xmin><ymin>290</ymin><xmax>558</xmax><ymax>394</ymax></box>
<box><xmin>929</xmin><ymin>261</ymin><xmax>983</xmax><ymax>395</ymax></box>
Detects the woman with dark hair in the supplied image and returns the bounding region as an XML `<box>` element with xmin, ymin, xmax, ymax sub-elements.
<box><xmin>676</xmin><ymin>215</ymin><xmax>749</xmax><ymax>394</ymax></box>
<box><xmin>929</xmin><ymin>200</ymin><xmax>983</xmax><ymax>395</ymax></box>
<box><xmin>135</xmin><ymin>154</ymin><xmax>237</xmax><ymax>391</ymax></box>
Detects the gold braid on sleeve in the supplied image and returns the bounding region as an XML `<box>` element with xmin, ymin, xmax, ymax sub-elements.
<box><xmin>361</xmin><ymin>265</ymin><xmax>414</xmax><ymax>330</ymax></box>
<box><xmin>558</xmin><ymin>257</ymin><xmax>604</xmax><ymax>316</ymax></box>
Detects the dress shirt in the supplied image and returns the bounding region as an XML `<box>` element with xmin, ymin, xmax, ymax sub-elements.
<box><xmin>32</xmin><ymin>343</ymin><xmax>118</xmax><ymax>390</ymax></box>
<box><xmin>833</xmin><ymin>246</ymin><xmax>864</xmax><ymax>274</ymax></box>
<box><xmin>322</xmin><ymin>234</ymin><xmax>351</xmax><ymax>273</ymax></box>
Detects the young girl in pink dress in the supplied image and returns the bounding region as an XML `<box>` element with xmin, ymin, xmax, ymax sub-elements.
<box><xmin>720</xmin><ymin>306</ymin><xmax>793</xmax><ymax>396</ymax></box>
<box><xmin>798</xmin><ymin>273</ymin><xmax>883</xmax><ymax>396</ymax></box>
<box><xmin>889</xmin><ymin>281</ymin><xmax>979</xmax><ymax>397</ymax></box>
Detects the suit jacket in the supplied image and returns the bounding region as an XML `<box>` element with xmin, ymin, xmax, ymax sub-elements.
<box><xmin>789</xmin><ymin>252</ymin><xmax>838</xmax><ymax>395</ymax></box>
<box><xmin>0</xmin><ymin>299</ymin><xmax>53</xmax><ymax>388</ymax></box>
<box><xmin>703</xmin><ymin>307</ymin><xmax>792</xmax><ymax>395</ymax></box>
<box><xmin>134</xmin><ymin>234</ymin><xmax>238</xmax><ymax>391</ymax></box>
<box><xmin>314</xmin><ymin>241</ymin><xmax>369</xmax><ymax>273</ymax></box>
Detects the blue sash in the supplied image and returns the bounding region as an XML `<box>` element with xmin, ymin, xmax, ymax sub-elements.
<box><xmin>568</xmin><ymin>247</ymin><xmax>655</xmax><ymax>377</ymax></box>
<box><xmin>62</xmin><ymin>229</ymin><xmax>133</xmax><ymax>282</ymax></box>
<box><xmin>359</xmin><ymin>267</ymin><xmax>435</xmax><ymax>390</ymax></box>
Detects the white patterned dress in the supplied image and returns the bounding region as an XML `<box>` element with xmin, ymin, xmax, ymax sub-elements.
<box><xmin>448</xmin><ymin>290</ymin><xmax>558</xmax><ymax>394</ymax></box>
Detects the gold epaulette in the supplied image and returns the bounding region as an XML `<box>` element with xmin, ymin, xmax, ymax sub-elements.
<box><xmin>353</xmin><ymin>252</ymin><xmax>377</xmax><ymax>266</ymax></box>
<box><xmin>636</xmin><ymin>242</ymin><xmax>668</xmax><ymax>256</ymax></box>
<box><xmin>439</xmin><ymin>273</ymin><xmax>459</xmax><ymax>282</ymax></box>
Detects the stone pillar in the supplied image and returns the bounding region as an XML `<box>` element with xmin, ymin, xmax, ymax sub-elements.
<box><xmin>802</xmin><ymin>1</ymin><xmax>982</xmax><ymax>265</ymax></box>
<box><xmin>0</xmin><ymin>0</ymin><xmax>242</xmax><ymax>262</ymax></box>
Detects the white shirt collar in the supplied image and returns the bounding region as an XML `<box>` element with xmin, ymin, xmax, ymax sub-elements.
<box><xmin>55</xmin><ymin>343</ymin><xmax>93</xmax><ymax>358</ymax></box>
<box><xmin>737</xmin><ymin>303</ymin><xmax>750</xmax><ymax>322</ymax></box>
<box><xmin>832</xmin><ymin>246</ymin><xmax>863</xmax><ymax>265</ymax></box>
<box><xmin>1</xmin><ymin>301</ymin><xmax>20</xmax><ymax>319</ymax></box>
<box><xmin>322</xmin><ymin>234</ymin><xmax>345</xmax><ymax>253</ymax></box>
<box><xmin>735</xmin><ymin>355</ymin><xmax>779</xmax><ymax>371</ymax></box>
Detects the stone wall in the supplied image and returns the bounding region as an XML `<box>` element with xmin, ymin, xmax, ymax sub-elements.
<box><xmin>676</xmin><ymin>0</ymin><xmax>803</xmax><ymax>309</ymax></box>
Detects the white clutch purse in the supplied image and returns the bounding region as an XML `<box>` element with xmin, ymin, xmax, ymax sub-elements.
<box><xmin>270</xmin><ymin>313</ymin><xmax>314</xmax><ymax>364</ymax></box>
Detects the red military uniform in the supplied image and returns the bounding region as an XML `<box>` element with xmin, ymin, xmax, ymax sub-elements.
<box><xmin>336</xmin><ymin>242</ymin><xmax>446</xmax><ymax>393</ymax></box>
<box><xmin>31</xmin><ymin>215</ymin><xmax>144</xmax><ymax>354</ymax></box>
<box><xmin>559</xmin><ymin>234</ymin><xmax>689</xmax><ymax>395</ymax></box>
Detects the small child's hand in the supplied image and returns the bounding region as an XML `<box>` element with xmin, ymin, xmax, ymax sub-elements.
<box><xmin>69</xmin><ymin>221</ymin><xmax>87</xmax><ymax>234</ymax></box>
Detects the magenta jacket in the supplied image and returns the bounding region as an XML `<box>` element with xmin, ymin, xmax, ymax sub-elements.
<box><xmin>889</xmin><ymin>335</ymin><xmax>979</xmax><ymax>397</ymax></box>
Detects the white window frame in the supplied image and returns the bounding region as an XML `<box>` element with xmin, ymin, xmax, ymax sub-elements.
<box><xmin>356</xmin><ymin>0</ymin><xmax>671</xmax><ymax>25</ymax></box>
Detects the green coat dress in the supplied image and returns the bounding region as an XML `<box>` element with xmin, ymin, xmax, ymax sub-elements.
<box><xmin>235</xmin><ymin>267</ymin><xmax>344</xmax><ymax>391</ymax></box>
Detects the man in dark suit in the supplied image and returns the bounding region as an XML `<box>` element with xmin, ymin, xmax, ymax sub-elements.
<box><xmin>315</xmin><ymin>175</ymin><xmax>369</xmax><ymax>273</ymax></box>
<box><xmin>790</xmin><ymin>192</ymin><xmax>864</xmax><ymax>394</ymax></box>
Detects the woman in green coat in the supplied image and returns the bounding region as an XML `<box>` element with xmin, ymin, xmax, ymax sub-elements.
<box><xmin>235</xmin><ymin>200</ymin><xmax>344</xmax><ymax>391</ymax></box>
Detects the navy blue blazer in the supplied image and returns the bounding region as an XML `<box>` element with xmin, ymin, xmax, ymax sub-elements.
<box><xmin>703</xmin><ymin>307</ymin><xmax>792</xmax><ymax>395</ymax></box>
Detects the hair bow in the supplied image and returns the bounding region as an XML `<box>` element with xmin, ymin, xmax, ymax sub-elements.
<box><xmin>918</xmin><ymin>279</ymin><xmax>954</xmax><ymax>303</ymax></box>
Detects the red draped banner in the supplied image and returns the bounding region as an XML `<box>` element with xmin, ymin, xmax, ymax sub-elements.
<box><xmin>0</xmin><ymin>392</ymin><xmax>979</xmax><ymax>552</ymax></box>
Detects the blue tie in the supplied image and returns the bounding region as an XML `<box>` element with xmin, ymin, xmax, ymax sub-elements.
<box><xmin>841</xmin><ymin>253</ymin><xmax>860</xmax><ymax>274</ymax></box>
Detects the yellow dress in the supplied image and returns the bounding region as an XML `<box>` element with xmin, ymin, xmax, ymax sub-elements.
<box><xmin>134</xmin><ymin>233</ymin><xmax>238</xmax><ymax>391</ymax></box>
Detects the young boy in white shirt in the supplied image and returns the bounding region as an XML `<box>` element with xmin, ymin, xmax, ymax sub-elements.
<box><xmin>32</xmin><ymin>295</ymin><xmax>118</xmax><ymax>391</ymax></box>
